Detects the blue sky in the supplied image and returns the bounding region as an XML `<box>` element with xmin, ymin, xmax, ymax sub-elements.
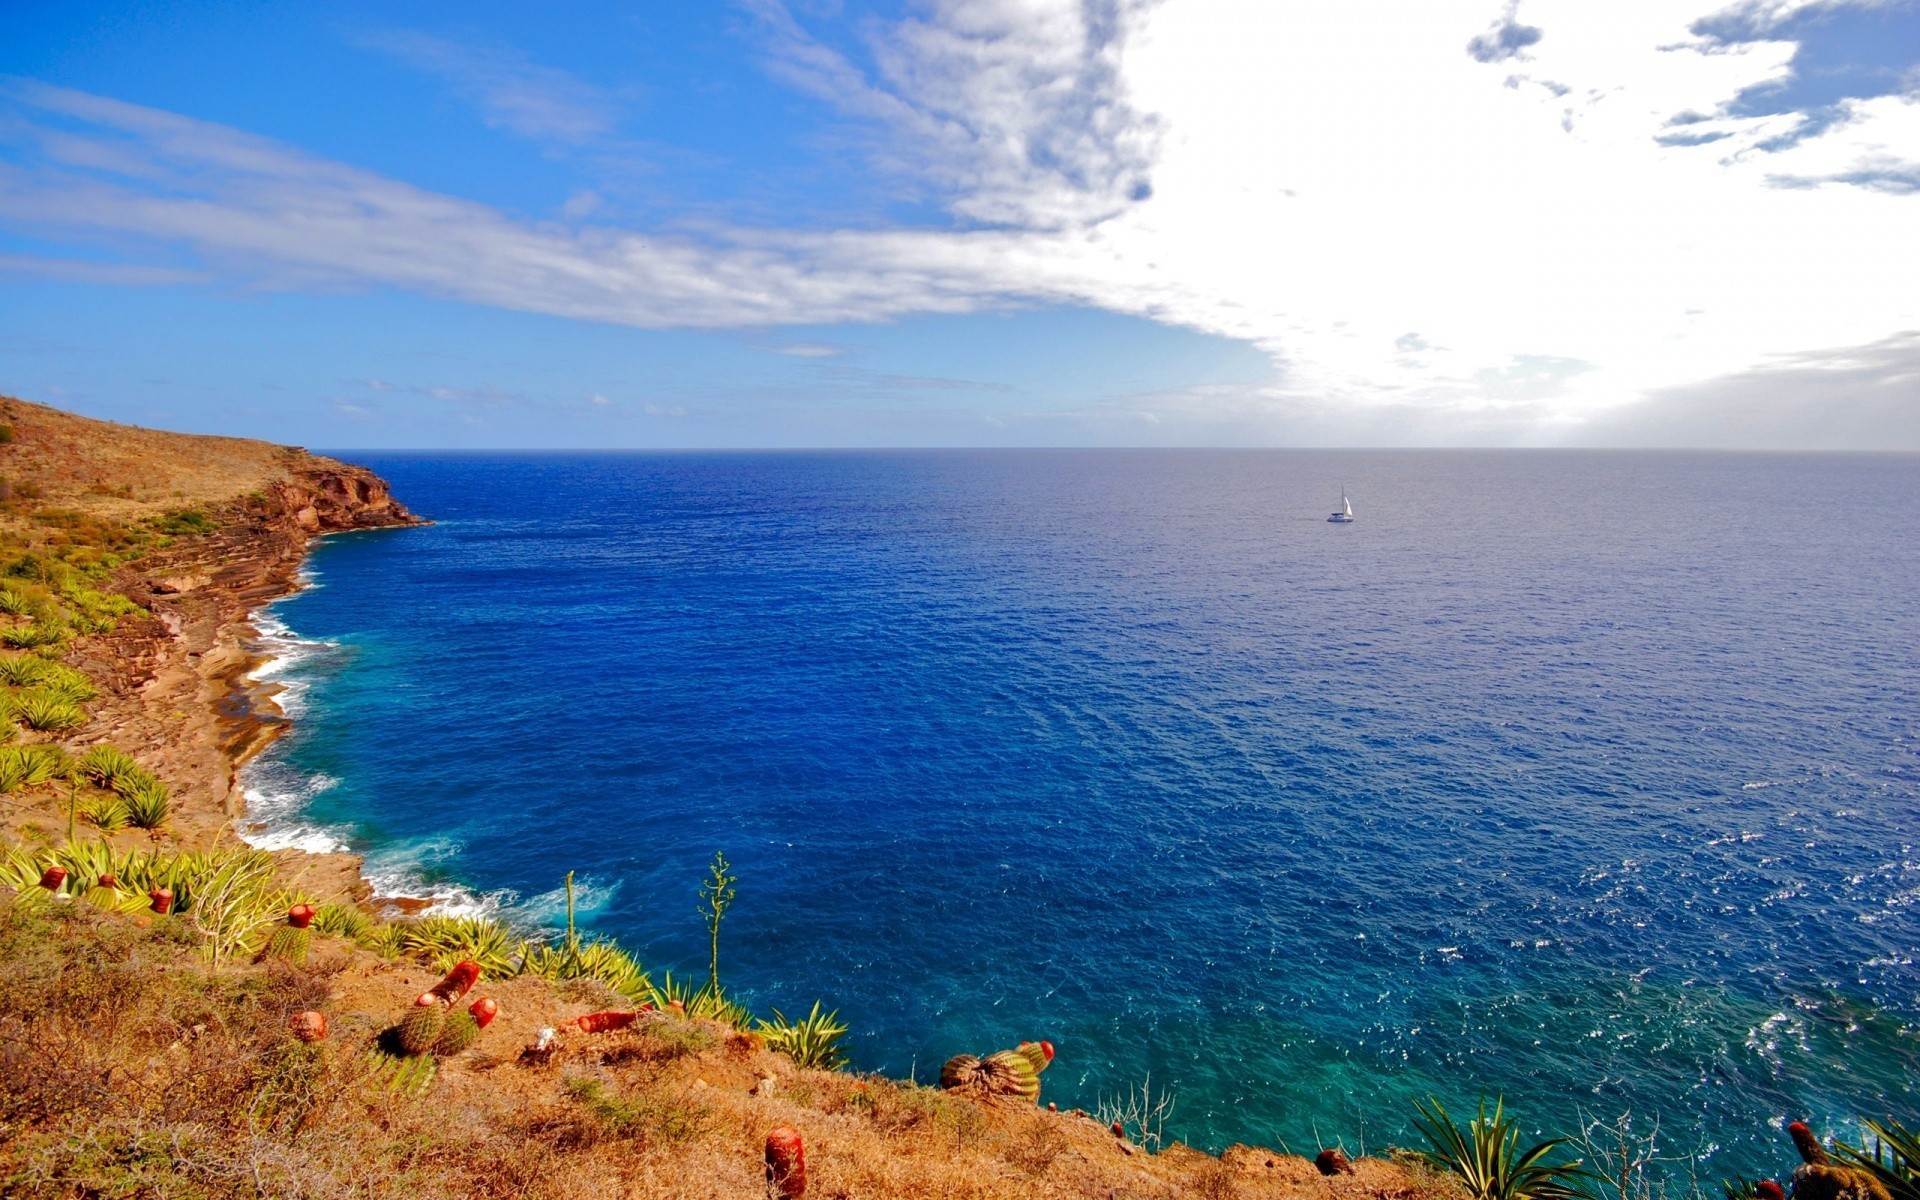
<box><xmin>2</xmin><ymin>1</ymin><xmax>1917</xmax><ymax>448</ymax></box>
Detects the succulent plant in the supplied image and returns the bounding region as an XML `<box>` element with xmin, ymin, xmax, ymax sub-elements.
<box><xmin>291</xmin><ymin>1011</ymin><xmax>328</xmax><ymax>1042</ymax></box>
<box><xmin>148</xmin><ymin>886</ymin><xmax>173</xmax><ymax>914</ymax></box>
<box><xmin>433</xmin><ymin>1006</ymin><xmax>480</xmax><ymax>1056</ymax></box>
<box><xmin>765</xmin><ymin>1126</ymin><xmax>807</xmax><ymax>1199</ymax></box>
<box><xmin>422</xmin><ymin>959</ymin><xmax>481</xmax><ymax>1004</ymax></box>
<box><xmin>1015</xmin><ymin>1040</ymin><xmax>1055</xmax><ymax>1073</ymax></box>
<box><xmin>1791</xmin><ymin>1122</ymin><xmax>1894</xmax><ymax>1200</ymax></box>
<box><xmin>397</xmin><ymin>1000</ymin><xmax>448</xmax><ymax>1056</ymax></box>
<box><xmin>470</xmin><ymin>996</ymin><xmax>498</xmax><ymax>1029</ymax></box>
<box><xmin>573</xmin><ymin>1009</ymin><xmax>644</xmax><ymax>1034</ymax></box>
<box><xmin>940</xmin><ymin>1050</ymin><xmax>1041</xmax><ymax>1102</ymax></box>
<box><xmin>262</xmin><ymin>923</ymin><xmax>312</xmax><ymax>965</ymax></box>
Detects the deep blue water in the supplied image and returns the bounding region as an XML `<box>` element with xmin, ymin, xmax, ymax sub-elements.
<box><xmin>243</xmin><ymin>450</ymin><xmax>1920</xmax><ymax>1173</ymax></box>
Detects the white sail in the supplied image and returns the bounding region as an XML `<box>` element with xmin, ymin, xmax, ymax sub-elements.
<box><xmin>1342</xmin><ymin>493</ymin><xmax>1353</xmax><ymax>517</ymax></box>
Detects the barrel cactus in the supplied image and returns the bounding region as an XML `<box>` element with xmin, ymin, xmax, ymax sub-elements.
<box><xmin>262</xmin><ymin>923</ymin><xmax>313</xmax><ymax>965</ymax></box>
<box><xmin>397</xmin><ymin>1000</ymin><xmax>447</xmax><ymax>1056</ymax></box>
<box><xmin>940</xmin><ymin>1049</ymin><xmax>1041</xmax><ymax>1103</ymax></box>
<box><xmin>433</xmin><ymin>1006</ymin><xmax>480</xmax><ymax>1056</ymax></box>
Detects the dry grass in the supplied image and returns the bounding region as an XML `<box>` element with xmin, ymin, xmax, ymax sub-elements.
<box><xmin>0</xmin><ymin>395</ymin><xmax>298</xmax><ymax>524</ymax></box>
<box><xmin>0</xmin><ymin>899</ymin><xmax>1452</xmax><ymax>1200</ymax></box>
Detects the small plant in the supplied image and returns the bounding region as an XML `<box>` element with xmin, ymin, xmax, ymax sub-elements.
<box><xmin>313</xmin><ymin>902</ymin><xmax>374</xmax><ymax>940</ymax></box>
<box><xmin>1097</xmin><ymin>1072</ymin><xmax>1178</xmax><ymax>1150</ymax></box>
<box><xmin>0</xmin><ymin>623</ymin><xmax>64</xmax><ymax>650</ymax></box>
<box><xmin>697</xmin><ymin>850</ymin><xmax>736</xmax><ymax>1002</ymax></box>
<box><xmin>151</xmin><ymin>508</ymin><xmax>217</xmax><ymax>536</ymax></box>
<box><xmin>14</xmin><ymin>692</ymin><xmax>86</xmax><ymax>732</ymax></box>
<box><xmin>0</xmin><ymin>743</ymin><xmax>72</xmax><ymax>791</ymax></box>
<box><xmin>757</xmin><ymin>1001</ymin><xmax>850</xmax><ymax>1070</ymax></box>
<box><xmin>121</xmin><ymin>777</ymin><xmax>171</xmax><ymax>830</ymax></box>
<box><xmin>79</xmin><ymin>745</ymin><xmax>142</xmax><ymax>789</ymax></box>
<box><xmin>1413</xmin><ymin>1097</ymin><xmax>1594</xmax><ymax>1200</ymax></box>
<box><xmin>80</xmin><ymin>794</ymin><xmax>127</xmax><ymax>832</ymax></box>
<box><xmin>1836</xmin><ymin>1119</ymin><xmax>1920</xmax><ymax>1200</ymax></box>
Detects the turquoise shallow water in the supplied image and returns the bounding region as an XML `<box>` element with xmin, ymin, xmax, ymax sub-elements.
<box><xmin>241</xmin><ymin>450</ymin><xmax>1919</xmax><ymax>1174</ymax></box>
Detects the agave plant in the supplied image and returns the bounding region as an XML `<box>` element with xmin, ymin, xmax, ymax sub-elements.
<box><xmin>1</xmin><ymin>623</ymin><xmax>65</xmax><ymax>650</ymax></box>
<box><xmin>182</xmin><ymin>849</ymin><xmax>290</xmax><ymax>966</ymax></box>
<box><xmin>357</xmin><ymin>923</ymin><xmax>405</xmax><ymax>959</ymax></box>
<box><xmin>396</xmin><ymin>915</ymin><xmax>519</xmax><ymax>976</ymax></box>
<box><xmin>120</xmin><ymin>777</ymin><xmax>171</xmax><ymax>830</ymax></box>
<box><xmin>1836</xmin><ymin>1120</ymin><xmax>1920</xmax><ymax>1200</ymax></box>
<box><xmin>0</xmin><ymin>744</ymin><xmax>73</xmax><ymax>792</ymax></box>
<box><xmin>520</xmin><ymin>937</ymin><xmax>655</xmax><ymax>1004</ymax></box>
<box><xmin>1412</xmin><ymin>1097</ymin><xmax>1594</xmax><ymax>1200</ymax></box>
<box><xmin>313</xmin><ymin>902</ymin><xmax>374</xmax><ymax>940</ymax></box>
<box><xmin>0</xmin><ymin>652</ymin><xmax>47</xmax><ymax>685</ymax></box>
<box><xmin>650</xmin><ymin>970</ymin><xmax>753</xmax><ymax>1027</ymax></box>
<box><xmin>14</xmin><ymin>692</ymin><xmax>87</xmax><ymax>732</ymax></box>
<box><xmin>756</xmin><ymin>1001</ymin><xmax>849</xmax><ymax>1070</ymax></box>
<box><xmin>79</xmin><ymin>745</ymin><xmax>142</xmax><ymax>790</ymax></box>
<box><xmin>0</xmin><ymin>591</ymin><xmax>35</xmax><ymax>619</ymax></box>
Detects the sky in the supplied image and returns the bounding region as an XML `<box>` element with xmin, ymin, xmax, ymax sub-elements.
<box><xmin>1</xmin><ymin>0</ymin><xmax>1916</xmax><ymax>449</ymax></box>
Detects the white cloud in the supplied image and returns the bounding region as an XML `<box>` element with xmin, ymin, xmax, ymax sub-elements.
<box><xmin>356</xmin><ymin>30</ymin><xmax>618</xmax><ymax>145</ymax></box>
<box><xmin>2</xmin><ymin>0</ymin><xmax>1918</xmax><ymax>446</ymax></box>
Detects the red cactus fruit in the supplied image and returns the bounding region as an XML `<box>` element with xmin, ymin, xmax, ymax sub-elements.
<box><xmin>1790</xmin><ymin>1122</ymin><xmax>1830</xmax><ymax>1166</ymax></box>
<box><xmin>291</xmin><ymin>1011</ymin><xmax>328</xmax><ymax>1042</ymax></box>
<box><xmin>765</xmin><ymin>1126</ymin><xmax>806</xmax><ymax>1198</ymax></box>
<box><xmin>1316</xmin><ymin>1148</ymin><xmax>1354</xmax><ymax>1176</ymax></box>
<box><xmin>97</xmin><ymin>872</ymin><xmax>117</xmax><ymax>888</ymax></box>
<box><xmin>667</xmin><ymin>999</ymin><xmax>686</xmax><ymax>1016</ymax></box>
<box><xmin>1758</xmin><ymin>1183</ymin><xmax>1785</xmax><ymax>1200</ymax></box>
<box><xmin>149</xmin><ymin>886</ymin><xmax>174</xmax><ymax>914</ymax></box>
<box><xmin>573</xmin><ymin>1010</ymin><xmax>641</xmax><ymax>1034</ymax></box>
<box><xmin>287</xmin><ymin>903</ymin><xmax>317</xmax><ymax>929</ymax></box>
<box><xmin>38</xmin><ymin>866</ymin><xmax>67</xmax><ymax>890</ymax></box>
<box><xmin>1040</xmin><ymin>1039</ymin><xmax>1055</xmax><ymax>1063</ymax></box>
<box><xmin>1111</xmin><ymin>1121</ymin><xmax>1125</xmax><ymax>1137</ymax></box>
<box><xmin>427</xmin><ymin>959</ymin><xmax>481</xmax><ymax>1002</ymax></box>
<box><xmin>470</xmin><ymin>996</ymin><xmax>498</xmax><ymax>1028</ymax></box>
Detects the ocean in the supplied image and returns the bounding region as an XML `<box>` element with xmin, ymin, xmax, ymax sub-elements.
<box><xmin>240</xmin><ymin>450</ymin><xmax>1919</xmax><ymax>1174</ymax></box>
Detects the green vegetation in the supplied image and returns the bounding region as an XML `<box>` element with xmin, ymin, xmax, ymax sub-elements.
<box><xmin>1837</xmin><ymin>1120</ymin><xmax>1920</xmax><ymax>1200</ymax></box>
<box><xmin>150</xmin><ymin>507</ymin><xmax>218</xmax><ymax>536</ymax></box>
<box><xmin>697</xmin><ymin>849</ymin><xmax>736</xmax><ymax>999</ymax></box>
<box><xmin>758</xmin><ymin>1000</ymin><xmax>850</xmax><ymax>1070</ymax></box>
<box><xmin>1413</xmin><ymin>1097</ymin><xmax>1594</xmax><ymax>1200</ymax></box>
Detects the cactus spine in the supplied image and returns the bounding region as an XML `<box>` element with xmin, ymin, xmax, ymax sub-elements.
<box><xmin>397</xmin><ymin>1000</ymin><xmax>448</xmax><ymax>1055</ymax></box>
<box><xmin>262</xmin><ymin>924</ymin><xmax>312</xmax><ymax>964</ymax></box>
<box><xmin>433</xmin><ymin>1006</ymin><xmax>480</xmax><ymax>1056</ymax></box>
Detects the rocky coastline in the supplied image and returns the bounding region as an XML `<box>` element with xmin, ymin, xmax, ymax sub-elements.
<box><xmin>71</xmin><ymin>452</ymin><xmax>424</xmax><ymax>902</ymax></box>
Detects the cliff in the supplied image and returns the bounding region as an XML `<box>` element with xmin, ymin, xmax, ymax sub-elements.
<box><xmin>0</xmin><ymin>395</ymin><xmax>1447</xmax><ymax>1200</ymax></box>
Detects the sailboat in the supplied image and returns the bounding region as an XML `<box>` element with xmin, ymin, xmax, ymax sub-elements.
<box><xmin>1327</xmin><ymin>489</ymin><xmax>1354</xmax><ymax>523</ymax></box>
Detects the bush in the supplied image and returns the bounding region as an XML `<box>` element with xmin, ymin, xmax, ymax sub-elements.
<box><xmin>151</xmin><ymin>508</ymin><xmax>217</xmax><ymax>536</ymax></box>
<box><xmin>79</xmin><ymin>745</ymin><xmax>142</xmax><ymax>789</ymax></box>
<box><xmin>757</xmin><ymin>1000</ymin><xmax>850</xmax><ymax>1070</ymax></box>
<box><xmin>0</xmin><ymin>744</ymin><xmax>72</xmax><ymax>792</ymax></box>
<box><xmin>1412</xmin><ymin>1097</ymin><xmax>1593</xmax><ymax>1200</ymax></box>
<box><xmin>14</xmin><ymin>691</ymin><xmax>87</xmax><ymax>732</ymax></box>
<box><xmin>120</xmin><ymin>777</ymin><xmax>171</xmax><ymax>830</ymax></box>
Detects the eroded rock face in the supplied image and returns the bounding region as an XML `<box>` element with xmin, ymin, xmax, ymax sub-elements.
<box><xmin>274</xmin><ymin>462</ymin><xmax>421</xmax><ymax>533</ymax></box>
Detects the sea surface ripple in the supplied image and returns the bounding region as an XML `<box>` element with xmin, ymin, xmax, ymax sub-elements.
<box><xmin>243</xmin><ymin>450</ymin><xmax>1920</xmax><ymax>1173</ymax></box>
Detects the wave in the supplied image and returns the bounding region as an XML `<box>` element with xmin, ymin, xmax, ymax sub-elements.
<box><xmin>236</xmin><ymin>595</ymin><xmax>516</xmax><ymax>922</ymax></box>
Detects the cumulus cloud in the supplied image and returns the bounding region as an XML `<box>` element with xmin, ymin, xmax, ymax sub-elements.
<box><xmin>2</xmin><ymin>0</ymin><xmax>1919</xmax><ymax>446</ymax></box>
<box><xmin>1467</xmin><ymin>3</ymin><xmax>1545</xmax><ymax>62</ymax></box>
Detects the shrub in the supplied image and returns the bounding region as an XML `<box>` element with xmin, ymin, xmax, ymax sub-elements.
<box><xmin>80</xmin><ymin>795</ymin><xmax>127</xmax><ymax>833</ymax></box>
<box><xmin>394</xmin><ymin>914</ymin><xmax>518</xmax><ymax>977</ymax></box>
<box><xmin>120</xmin><ymin>777</ymin><xmax>171</xmax><ymax>830</ymax></box>
<box><xmin>78</xmin><ymin>745</ymin><xmax>141</xmax><ymax>789</ymax></box>
<box><xmin>757</xmin><ymin>1000</ymin><xmax>850</xmax><ymax>1070</ymax></box>
<box><xmin>0</xmin><ymin>591</ymin><xmax>33</xmax><ymax>619</ymax></box>
<box><xmin>1412</xmin><ymin>1097</ymin><xmax>1594</xmax><ymax>1200</ymax></box>
<box><xmin>1836</xmin><ymin>1119</ymin><xmax>1920</xmax><ymax>1200</ymax></box>
<box><xmin>0</xmin><ymin>744</ymin><xmax>72</xmax><ymax>791</ymax></box>
<box><xmin>150</xmin><ymin>509</ymin><xmax>217</xmax><ymax>536</ymax></box>
<box><xmin>14</xmin><ymin>692</ymin><xmax>87</xmax><ymax>732</ymax></box>
<box><xmin>521</xmin><ymin>937</ymin><xmax>655</xmax><ymax>1005</ymax></box>
<box><xmin>313</xmin><ymin>902</ymin><xmax>374</xmax><ymax>941</ymax></box>
<box><xmin>0</xmin><ymin>623</ymin><xmax>64</xmax><ymax>650</ymax></box>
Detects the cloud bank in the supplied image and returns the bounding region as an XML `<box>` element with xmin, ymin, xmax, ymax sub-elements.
<box><xmin>1</xmin><ymin>0</ymin><xmax>1917</xmax><ymax>446</ymax></box>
